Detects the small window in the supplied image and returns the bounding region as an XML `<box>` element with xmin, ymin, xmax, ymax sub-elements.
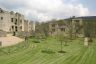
<box><xmin>15</xmin><ymin>21</ymin><xmax>17</xmax><ymax>25</ymax></box>
<box><xmin>15</xmin><ymin>26</ymin><xmax>18</xmax><ymax>31</ymax></box>
<box><xmin>1</xmin><ymin>17</ymin><xmax>3</xmax><ymax>20</ymax></box>
<box><xmin>16</xmin><ymin>19</ymin><xmax>17</xmax><ymax>22</ymax></box>
<box><xmin>12</xmin><ymin>26</ymin><xmax>14</xmax><ymax>29</ymax></box>
<box><xmin>52</xmin><ymin>24</ymin><xmax>55</xmax><ymax>27</ymax></box>
<box><xmin>52</xmin><ymin>29</ymin><xmax>55</xmax><ymax>32</ymax></box>
<box><xmin>20</xmin><ymin>26</ymin><xmax>22</xmax><ymax>29</ymax></box>
<box><xmin>11</xmin><ymin>18</ymin><xmax>14</xmax><ymax>22</ymax></box>
<box><xmin>61</xmin><ymin>28</ymin><xmax>65</xmax><ymax>31</ymax></box>
<box><xmin>75</xmin><ymin>20</ymin><xmax>80</xmax><ymax>22</ymax></box>
<box><xmin>20</xmin><ymin>20</ymin><xmax>22</xmax><ymax>23</ymax></box>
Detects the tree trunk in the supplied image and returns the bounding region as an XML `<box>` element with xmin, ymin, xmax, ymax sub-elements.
<box><xmin>84</xmin><ymin>37</ymin><xmax>89</xmax><ymax>46</ymax></box>
<box><xmin>61</xmin><ymin>41</ymin><xmax>63</xmax><ymax>51</ymax></box>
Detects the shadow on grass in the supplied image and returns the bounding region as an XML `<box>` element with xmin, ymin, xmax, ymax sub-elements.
<box><xmin>41</xmin><ymin>49</ymin><xmax>55</xmax><ymax>54</ymax></box>
<box><xmin>58</xmin><ymin>51</ymin><xmax>66</xmax><ymax>53</ymax></box>
<box><xmin>32</xmin><ymin>40</ymin><xmax>40</xmax><ymax>43</ymax></box>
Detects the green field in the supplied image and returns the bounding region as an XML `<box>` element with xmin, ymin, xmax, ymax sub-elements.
<box><xmin>0</xmin><ymin>37</ymin><xmax>96</xmax><ymax>64</ymax></box>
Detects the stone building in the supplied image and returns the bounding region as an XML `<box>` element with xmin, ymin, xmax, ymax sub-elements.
<box><xmin>71</xmin><ymin>16</ymin><xmax>96</xmax><ymax>37</ymax></box>
<box><xmin>49</xmin><ymin>20</ymin><xmax>67</xmax><ymax>36</ymax></box>
<box><xmin>28</xmin><ymin>21</ymin><xmax>35</xmax><ymax>32</ymax></box>
<box><xmin>61</xmin><ymin>17</ymin><xmax>84</xmax><ymax>38</ymax></box>
<box><xmin>0</xmin><ymin>8</ymin><xmax>33</xmax><ymax>36</ymax></box>
<box><xmin>49</xmin><ymin>16</ymin><xmax>96</xmax><ymax>38</ymax></box>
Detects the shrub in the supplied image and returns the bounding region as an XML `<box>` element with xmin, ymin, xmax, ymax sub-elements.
<box><xmin>33</xmin><ymin>40</ymin><xmax>40</xmax><ymax>43</ymax></box>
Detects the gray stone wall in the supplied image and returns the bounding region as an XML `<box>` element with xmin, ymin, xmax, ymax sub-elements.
<box><xmin>0</xmin><ymin>8</ymin><xmax>33</xmax><ymax>36</ymax></box>
<box><xmin>0</xmin><ymin>30</ymin><xmax>6</xmax><ymax>37</ymax></box>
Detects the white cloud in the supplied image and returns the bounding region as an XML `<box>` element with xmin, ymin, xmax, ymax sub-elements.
<box><xmin>0</xmin><ymin>0</ymin><xmax>90</xmax><ymax>22</ymax></box>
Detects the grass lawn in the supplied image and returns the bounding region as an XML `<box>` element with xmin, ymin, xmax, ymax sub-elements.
<box><xmin>0</xmin><ymin>37</ymin><xmax>96</xmax><ymax>64</ymax></box>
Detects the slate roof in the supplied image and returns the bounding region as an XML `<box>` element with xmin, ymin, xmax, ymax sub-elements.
<box><xmin>76</xmin><ymin>16</ymin><xmax>96</xmax><ymax>20</ymax></box>
<box><xmin>64</xmin><ymin>16</ymin><xmax>96</xmax><ymax>20</ymax></box>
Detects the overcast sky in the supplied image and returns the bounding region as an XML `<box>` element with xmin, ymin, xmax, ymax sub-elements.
<box><xmin>0</xmin><ymin>0</ymin><xmax>95</xmax><ymax>22</ymax></box>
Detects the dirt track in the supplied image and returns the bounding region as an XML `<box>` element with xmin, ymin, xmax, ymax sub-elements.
<box><xmin>0</xmin><ymin>36</ymin><xmax>24</xmax><ymax>47</ymax></box>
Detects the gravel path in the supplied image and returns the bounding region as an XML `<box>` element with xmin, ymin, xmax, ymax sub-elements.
<box><xmin>0</xmin><ymin>36</ymin><xmax>24</xmax><ymax>47</ymax></box>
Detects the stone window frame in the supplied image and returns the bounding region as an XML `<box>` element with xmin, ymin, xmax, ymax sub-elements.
<box><xmin>11</xmin><ymin>18</ymin><xmax>14</xmax><ymax>22</ymax></box>
<box><xmin>1</xmin><ymin>17</ymin><xmax>3</xmax><ymax>20</ymax></box>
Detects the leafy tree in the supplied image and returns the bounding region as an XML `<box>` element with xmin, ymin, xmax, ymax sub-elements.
<box><xmin>83</xmin><ymin>20</ymin><xmax>94</xmax><ymax>46</ymax></box>
<box><xmin>35</xmin><ymin>22</ymin><xmax>49</xmax><ymax>38</ymax></box>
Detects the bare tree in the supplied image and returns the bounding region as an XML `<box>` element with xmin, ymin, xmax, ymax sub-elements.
<box><xmin>64</xmin><ymin>19</ymin><xmax>73</xmax><ymax>39</ymax></box>
<box><xmin>57</xmin><ymin>31</ymin><xmax>66</xmax><ymax>53</ymax></box>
